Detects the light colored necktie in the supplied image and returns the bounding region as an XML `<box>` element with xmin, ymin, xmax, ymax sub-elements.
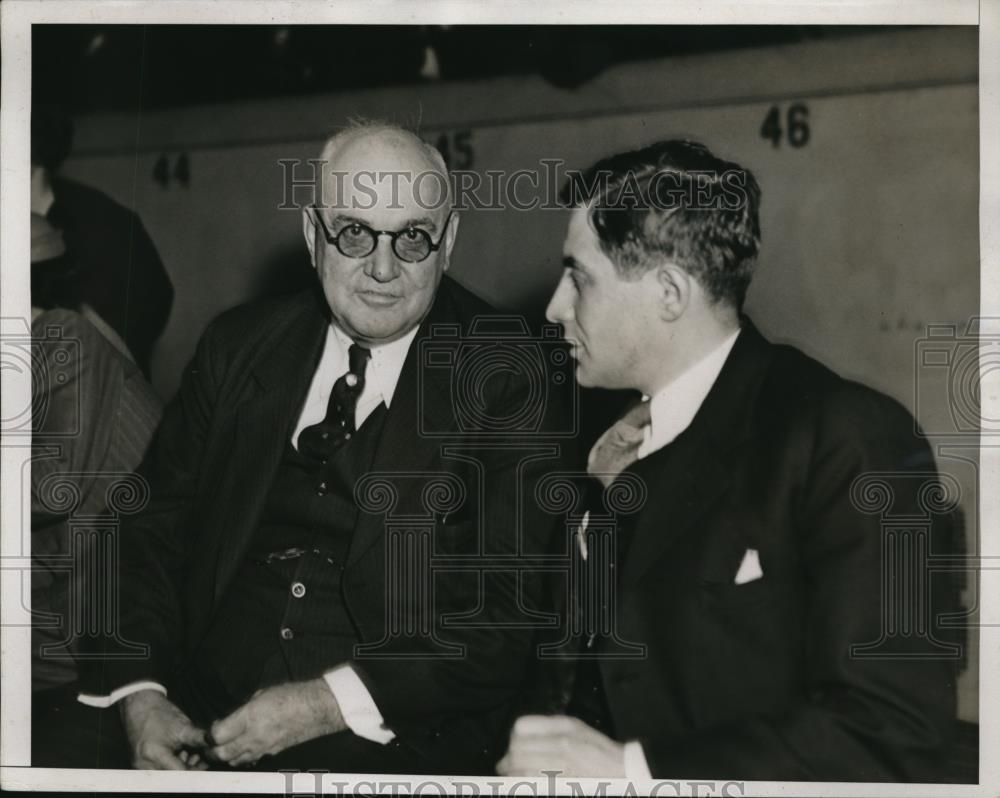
<box><xmin>586</xmin><ymin>399</ymin><xmax>653</xmax><ymax>488</ymax></box>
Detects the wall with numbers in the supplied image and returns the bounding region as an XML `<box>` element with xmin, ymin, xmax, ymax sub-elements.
<box><xmin>64</xmin><ymin>26</ymin><xmax>981</xmax><ymax>719</ymax></box>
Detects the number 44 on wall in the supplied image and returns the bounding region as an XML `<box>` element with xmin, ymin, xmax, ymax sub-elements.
<box><xmin>152</xmin><ymin>153</ymin><xmax>190</xmax><ymax>188</ymax></box>
<box><xmin>760</xmin><ymin>104</ymin><xmax>810</xmax><ymax>148</ymax></box>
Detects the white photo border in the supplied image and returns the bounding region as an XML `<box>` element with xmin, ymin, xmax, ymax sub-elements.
<box><xmin>1</xmin><ymin>1</ymin><xmax>994</xmax><ymax>795</ymax></box>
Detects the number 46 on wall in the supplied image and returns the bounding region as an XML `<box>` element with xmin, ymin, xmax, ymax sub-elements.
<box><xmin>760</xmin><ymin>103</ymin><xmax>810</xmax><ymax>148</ymax></box>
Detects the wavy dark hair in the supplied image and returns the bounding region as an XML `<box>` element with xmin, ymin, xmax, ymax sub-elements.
<box><xmin>563</xmin><ymin>139</ymin><xmax>761</xmax><ymax>310</ymax></box>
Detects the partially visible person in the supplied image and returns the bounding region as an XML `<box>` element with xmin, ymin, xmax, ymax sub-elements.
<box><xmin>30</xmin><ymin>212</ymin><xmax>162</xmax><ymax>703</ymax></box>
<box><xmin>31</xmin><ymin>104</ymin><xmax>174</xmax><ymax>379</ymax></box>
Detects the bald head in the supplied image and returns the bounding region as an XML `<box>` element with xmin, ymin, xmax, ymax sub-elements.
<box><xmin>316</xmin><ymin>122</ymin><xmax>452</xmax><ymax>214</ymax></box>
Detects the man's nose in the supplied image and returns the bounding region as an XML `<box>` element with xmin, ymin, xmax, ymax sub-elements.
<box><xmin>365</xmin><ymin>235</ymin><xmax>401</xmax><ymax>282</ymax></box>
<box><xmin>545</xmin><ymin>274</ymin><xmax>572</xmax><ymax>325</ymax></box>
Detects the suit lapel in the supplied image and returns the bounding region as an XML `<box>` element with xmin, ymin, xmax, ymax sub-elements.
<box><xmin>620</xmin><ymin>319</ymin><xmax>773</xmax><ymax>587</ymax></box>
<box><xmin>621</xmin><ymin>423</ymin><xmax>731</xmax><ymax>586</ymax></box>
<box><xmin>345</xmin><ymin>283</ymin><xmax>458</xmax><ymax>567</ymax></box>
<box><xmin>211</xmin><ymin>296</ymin><xmax>329</xmax><ymax>603</ymax></box>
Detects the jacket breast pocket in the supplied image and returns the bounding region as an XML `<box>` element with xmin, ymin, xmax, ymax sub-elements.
<box><xmin>695</xmin><ymin>547</ymin><xmax>773</xmax><ymax>607</ymax></box>
<box><xmin>697</xmin><ymin>575</ymin><xmax>776</xmax><ymax>609</ymax></box>
<box><xmin>694</xmin><ymin>528</ymin><xmax>771</xmax><ymax>606</ymax></box>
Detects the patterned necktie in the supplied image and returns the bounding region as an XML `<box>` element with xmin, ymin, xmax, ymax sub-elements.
<box><xmin>298</xmin><ymin>343</ymin><xmax>372</xmax><ymax>462</ymax></box>
<box><xmin>587</xmin><ymin>399</ymin><xmax>652</xmax><ymax>487</ymax></box>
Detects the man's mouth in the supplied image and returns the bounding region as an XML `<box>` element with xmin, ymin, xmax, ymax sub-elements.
<box><xmin>358</xmin><ymin>291</ymin><xmax>402</xmax><ymax>307</ymax></box>
<box><xmin>563</xmin><ymin>336</ymin><xmax>584</xmax><ymax>359</ymax></box>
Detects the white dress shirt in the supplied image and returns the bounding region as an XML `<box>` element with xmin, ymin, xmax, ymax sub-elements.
<box><xmin>80</xmin><ymin>321</ymin><xmax>419</xmax><ymax>746</ymax></box>
<box><xmin>622</xmin><ymin>327</ymin><xmax>740</xmax><ymax>780</ymax></box>
<box><xmin>291</xmin><ymin>323</ymin><xmax>417</xmax><ymax>448</ymax></box>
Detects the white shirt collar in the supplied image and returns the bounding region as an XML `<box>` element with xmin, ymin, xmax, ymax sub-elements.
<box><xmin>637</xmin><ymin>328</ymin><xmax>741</xmax><ymax>460</ymax></box>
<box><xmin>291</xmin><ymin>321</ymin><xmax>419</xmax><ymax>450</ymax></box>
<box><xmin>329</xmin><ymin>322</ymin><xmax>417</xmax><ymax>408</ymax></box>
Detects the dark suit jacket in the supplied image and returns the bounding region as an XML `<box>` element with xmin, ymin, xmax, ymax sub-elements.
<box><xmin>80</xmin><ymin>276</ymin><xmax>574</xmax><ymax>766</ymax></box>
<box><xmin>586</xmin><ymin>320</ymin><xmax>959</xmax><ymax>781</ymax></box>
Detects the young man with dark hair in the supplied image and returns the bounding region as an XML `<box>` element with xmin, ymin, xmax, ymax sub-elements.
<box><xmin>500</xmin><ymin>139</ymin><xmax>959</xmax><ymax>782</ymax></box>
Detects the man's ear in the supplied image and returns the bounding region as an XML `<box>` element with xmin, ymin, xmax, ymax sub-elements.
<box><xmin>302</xmin><ymin>207</ymin><xmax>318</xmax><ymax>267</ymax></box>
<box><xmin>655</xmin><ymin>262</ymin><xmax>691</xmax><ymax>322</ymax></box>
<box><xmin>440</xmin><ymin>211</ymin><xmax>460</xmax><ymax>271</ymax></box>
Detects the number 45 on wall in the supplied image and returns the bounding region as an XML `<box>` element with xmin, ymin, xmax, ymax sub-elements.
<box><xmin>760</xmin><ymin>103</ymin><xmax>810</xmax><ymax>148</ymax></box>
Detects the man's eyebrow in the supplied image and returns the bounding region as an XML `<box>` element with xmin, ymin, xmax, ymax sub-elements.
<box><xmin>329</xmin><ymin>214</ymin><xmax>438</xmax><ymax>231</ymax></box>
<box><xmin>403</xmin><ymin>216</ymin><xmax>437</xmax><ymax>231</ymax></box>
<box><xmin>330</xmin><ymin>213</ymin><xmax>367</xmax><ymax>227</ymax></box>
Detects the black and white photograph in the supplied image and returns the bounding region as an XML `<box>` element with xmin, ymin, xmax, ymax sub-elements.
<box><xmin>1</xmin><ymin>1</ymin><xmax>996</xmax><ymax>795</ymax></box>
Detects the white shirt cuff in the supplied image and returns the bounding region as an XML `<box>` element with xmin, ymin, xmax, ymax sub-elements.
<box><xmin>624</xmin><ymin>740</ymin><xmax>652</xmax><ymax>780</ymax></box>
<box><xmin>77</xmin><ymin>681</ymin><xmax>167</xmax><ymax>708</ymax></box>
<box><xmin>323</xmin><ymin>665</ymin><xmax>395</xmax><ymax>744</ymax></box>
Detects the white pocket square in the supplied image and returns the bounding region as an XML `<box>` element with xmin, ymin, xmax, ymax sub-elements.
<box><xmin>734</xmin><ymin>548</ymin><xmax>763</xmax><ymax>585</ymax></box>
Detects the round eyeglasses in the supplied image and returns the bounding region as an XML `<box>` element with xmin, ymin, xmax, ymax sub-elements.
<box><xmin>311</xmin><ymin>205</ymin><xmax>452</xmax><ymax>264</ymax></box>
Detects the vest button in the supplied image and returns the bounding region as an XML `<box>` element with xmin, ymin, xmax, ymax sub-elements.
<box><xmin>280</xmin><ymin>627</ymin><xmax>294</xmax><ymax>640</ymax></box>
<box><xmin>345</xmin><ymin>373</ymin><xmax>358</xmax><ymax>388</ymax></box>
<box><xmin>291</xmin><ymin>582</ymin><xmax>306</xmax><ymax>598</ymax></box>
<box><xmin>321</xmin><ymin>432</ymin><xmax>329</xmax><ymax>440</ymax></box>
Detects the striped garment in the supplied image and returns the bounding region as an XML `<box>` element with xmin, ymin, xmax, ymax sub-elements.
<box><xmin>30</xmin><ymin>307</ymin><xmax>163</xmax><ymax>691</ymax></box>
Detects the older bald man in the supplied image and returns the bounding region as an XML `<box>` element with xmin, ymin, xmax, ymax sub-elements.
<box><xmin>52</xmin><ymin>122</ymin><xmax>573</xmax><ymax>774</ymax></box>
